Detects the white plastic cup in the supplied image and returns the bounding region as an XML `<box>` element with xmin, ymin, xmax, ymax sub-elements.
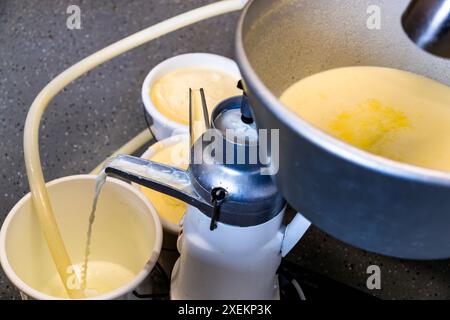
<box><xmin>136</xmin><ymin>134</ymin><xmax>190</xmax><ymax>275</ymax></box>
<box><xmin>142</xmin><ymin>53</ymin><xmax>241</xmax><ymax>141</ymax></box>
<box><xmin>0</xmin><ymin>175</ymin><xmax>162</xmax><ymax>300</ymax></box>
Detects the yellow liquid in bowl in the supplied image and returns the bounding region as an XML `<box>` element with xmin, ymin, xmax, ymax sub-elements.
<box><xmin>280</xmin><ymin>67</ymin><xmax>450</xmax><ymax>171</ymax></box>
<box><xmin>151</xmin><ymin>67</ymin><xmax>240</xmax><ymax>125</ymax></box>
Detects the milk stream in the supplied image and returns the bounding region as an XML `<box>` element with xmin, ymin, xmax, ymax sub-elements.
<box><xmin>81</xmin><ymin>171</ymin><xmax>107</xmax><ymax>291</ymax></box>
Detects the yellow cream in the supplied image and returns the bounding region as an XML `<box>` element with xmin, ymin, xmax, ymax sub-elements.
<box><xmin>151</xmin><ymin>67</ymin><xmax>241</xmax><ymax>125</ymax></box>
<box><xmin>41</xmin><ymin>261</ymin><xmax>135</xmax><ymax>298</ymax></box>
<box><xmin>280</xmin><ymin>66</ymin><xmax>450</xmax><ymax>171</ymax></box>
<box><xmin>140</xmin><ymin>136</ymin><xmax>190</xmax><ymax>225</ymax></box>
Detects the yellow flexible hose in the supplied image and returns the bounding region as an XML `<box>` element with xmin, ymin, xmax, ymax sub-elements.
<box><xmin>23</xmin><ymin>0</ymin><xmax>247</xmax><ymax>298</ymax></box>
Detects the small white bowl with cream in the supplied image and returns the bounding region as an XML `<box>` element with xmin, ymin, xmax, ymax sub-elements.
<box><xmin>142</xmin><ymin>53</ymin><xmax>241</xmax><ymax>140</ymax></box>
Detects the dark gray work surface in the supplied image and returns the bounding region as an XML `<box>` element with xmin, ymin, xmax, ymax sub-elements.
<box><xmin>1</xmin><ymin>0</ymin><xmax>449</xmax><ymax>300</ymax></box>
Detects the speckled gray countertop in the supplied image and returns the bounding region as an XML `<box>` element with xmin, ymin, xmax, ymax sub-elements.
<box><xmin>1</xmin><ymin>0</ymin><xmax>449</xmax><ymax>300</ymax></box>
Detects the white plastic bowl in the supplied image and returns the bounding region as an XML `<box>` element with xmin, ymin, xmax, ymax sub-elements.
<box><xmin>0</xmin><ymin>175</ymin><xmax>162</xmax><ymax>300</ymax></box>
<box><xmin>142</xmin><ymin>53</ymin><xmax>241</xmax><ymax>140</ymax></box>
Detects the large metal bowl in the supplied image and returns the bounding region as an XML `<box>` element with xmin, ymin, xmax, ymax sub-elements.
<box><xmin>236</xmin><ymin>0</ymin><xmax>450</xmax><ymax>259</ymax></box>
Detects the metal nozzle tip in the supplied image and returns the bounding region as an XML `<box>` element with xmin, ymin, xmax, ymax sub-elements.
<box><xmin>402</xmin><ymin>0</ymin><xmax>450</xmax><ymax>59</ymax></box>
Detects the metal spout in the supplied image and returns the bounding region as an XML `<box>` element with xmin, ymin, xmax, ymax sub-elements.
<box><xmin>104</xmin><ymin>155</ymin><xmax>212</xmax><ymax>213</ymax></box>
<box><xmin>402</xmin><ymin>0</ymin><xmax>450</xmax><ymax>58</ymax></box>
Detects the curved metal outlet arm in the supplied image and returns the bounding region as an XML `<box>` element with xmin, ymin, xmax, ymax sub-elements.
<box><xmin>104</xmin><ymin>155</ymin><xmax>213</xmax><ymax>213</ymax></box>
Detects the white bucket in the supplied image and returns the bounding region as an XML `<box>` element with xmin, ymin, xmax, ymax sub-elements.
<box><xmin>142</xmin><ymin>53</ymin><xmax>241</xmax><ymax>141</ymax></box>
<box><xmin>0</xmin><ymin>175</ymin><xmax>162</xmax><ymax>300</ymax></box>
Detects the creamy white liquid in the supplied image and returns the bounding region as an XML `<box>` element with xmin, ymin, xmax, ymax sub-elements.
<box><xmin>280</xmin><ymin>66</ymin><xmax>450</xmax><ymax>171</ymax></box>
<box><xmin>41</xmin><ymin>261</ymin><xmax>135</xmax><ymax>299</ymax></box>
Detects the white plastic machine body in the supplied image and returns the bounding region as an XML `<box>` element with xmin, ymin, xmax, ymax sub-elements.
<box><xmin>105</xmin><ymin>97</ymin><xmax>312</xmax><ymax>300</ymax></box>
<box><xmin>171</xmin><ymin>206</ymin><xmax>310</xmax><ymax>300</ymax></box>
